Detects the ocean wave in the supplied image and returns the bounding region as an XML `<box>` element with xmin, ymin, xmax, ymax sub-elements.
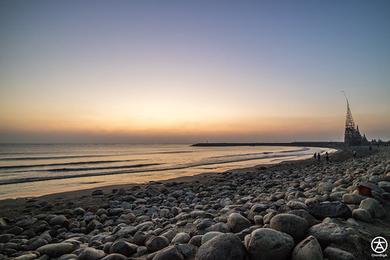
<box><xmin>0</xmin><ymin>154</ymin><xmax>117</xmax><ymax>161</ymax></box>
<box><xmin>0</xmin><ymin>153</ymin><xmax>308</xmax><ymax>185</ymax></box>
<box><xmin>23</xmin><ymin>163</ymin><xmax>161</xmax><ymax>172</ymax></box>
<box><xmin>0</xmin><ymin>159</ymin><xmax>144</xmax><ymax>170</ymax></box>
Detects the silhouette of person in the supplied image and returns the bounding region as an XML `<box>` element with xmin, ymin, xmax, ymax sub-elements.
<box><xmin>325</xmin><ymin>152</ymin><xmax>329</xmax><ymax>162</ymax></box>
<box><xmin>317</xmin><ymin>153</ymin><xmax>321</xmax><ymax>161</ymax></box>
<box><xmin>313</xmin><ymin>153</ymin><xmax>317</xmax><ymax>160</ymax></box>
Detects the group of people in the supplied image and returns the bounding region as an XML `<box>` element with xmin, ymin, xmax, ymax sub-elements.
<box><xmin>313</xmin><ymin>151</ymin><xmax>329</xmax><ymax>162</ymax></box>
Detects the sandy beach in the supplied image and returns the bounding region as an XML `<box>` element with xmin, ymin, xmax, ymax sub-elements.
<box><xmin>0</xmin><ymin>146</ymin><xmax>389</xmax><ymax>259</ymax></box>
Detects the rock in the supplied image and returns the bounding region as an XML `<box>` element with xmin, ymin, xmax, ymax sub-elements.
<box><xmin>270</xmin><ymin>213</ymin><xmax>309</xmax><ymax>242</ymax></box>
<box><xmin>79</xmin><ymin>247</ymin><xmax>106</xmax><ymax>260</ymax></box>
<box><xmin>254</xmin><ymin>215</ymin><xmax>263</xmax><ymax>225</ymax></box>
<box><xmin>342</xmin><ymin>194</ymin><xmax>366</xmax><ymax>205</ymax></box>
<box><xmin>153</xmin><ymin>246</ymin><xmax>184</xmax><ymax>260</ymax></box>
<box><xmin>227</xmin><ymin>213</ymin><xmax>251</xmax><ymax>233</ymax></box>
<box><xmin>145</xmin><ymin>236</ymin><xmax>169</xmax><ymax>253</ymax></box>
<box><xmin>7</xmin><ymin>226</ymin><xmax>23</xmax><ymax>235</ymax></box>
<box><xmin>101</xmin><ymin>254</ymin><xmax>127</xmax><ymax>260</ymax></box>
<box><xmin>308</xmin><ymin>221</ymin><xmax>349</xmax><ymax>247</ymax></box>
<box><xmin>92</xmin><ymin>189</ymin><xmax>104</xmax><ymax>196</ymax></box>
<box><xmin>73</xmin><ymin>207</ymin><xmax>86</xmax><ymax>215</ymax></box>
<box><xmin>109</xmin><ymin>240</ymin><xmax>137</xmax><ymax>257</ymax></box>
<box><xmin>287</xmin><ymin>200</ymin><xmax>308</xmax><ymax>210</ymax></box>
<box><xmin>307</xmin><ymin>201</ymin><xmax>352</xmax><ymax>219</ymax></box>
<box><xmin>378</xmin><ymin>181</ymin><xmax>390</xmax><ymax>192</ymax></box>
<box><xmin>14</xmin><ymin>253</ymin><xmax>38</xmax><ymax>260</ymax></box>
<box><xmin>357</xmin><ymin>182</ymin><xmax>381</xmax><ymax>197</ymax></box>
<box><xmin>176</xmin><ymin>244</ymin><xmax>197</xmax><ymax>259</ymax></box>
<box><xmin>288</xmin><ymin>209</ymin><xmax>320</xmax><ymax>227</ymax></box>
<box><xmin>292</xmin><ymin>235</ymin><xmax>323</xmax><ymax>260</ymax></box>
<box><xmin>359</xmin><ymin>198</ymin><xmax>385</xmax><ymax>218</ymax></box>
<box><xmin>189</xmin><ymin>235</ymin><xmax>202</xmax><ymax>247</ymax></box>
<box><xmin>50</xmin><ymin>215</ymin><xmax>69</xmax><ymax>227</ymax></box>
<box><xmin>171</xmin><ymin>232</ymin><xmax>190</xmax><ymax>244</ymax></box>
<box><xmin>245</xmin><ymin>228</ymin><xmax>294</xmax><ymax>260</ymax></box>
<box><xmin>37</xmin><ymin>242</ymin><xmax>76</xmax><ymax>257</ymax></box>
<box><xmin>196</xmin><ymin>219</ymin><xmax>215</xmax><ymax>230</ymax></box>
<box><xmin>196</xmin><ymin>233</ymin><xmax>246</xmax><ymax>260</ymax></box>
<box><xmin>248</xmin><ymin>204</ymin><xmax>268</xmax><ymax>220</ymax></box>
<box><xmin>58</xmin><ymin>255</ymin><xmax>78</xmax><ymax>260</ymax></box>
<box><xmin>0</xmin><ymin>234</ymin><xmax>13</xmax><ymax>243</ymax></box>
<box><xmin>206</xmin><ymin>222</ymin><xmax>230</xmax><ymax>232</ymax></box>
<box><xmin>324</xmin><ymin>246</ymin><xmax>355</xmax><ymax>260</ymax></box>
<box><xmin>263</xmin><ymin>211</ymin><xmax>277</xmax><ymax>224</ymax></box>
<box><xmin>201</xmin><ymin>232</ymin><xmax>223</xmax><ymax>245</ymax></box>
<box><xmin>318</xmin><ymin>182</ymin><xmax>333</xmax><ymax>193</ymax></box>
<box><xmin>352</xmin><ymin>208</ymin><xmax>373</xmax><ymax>223</ymax></box>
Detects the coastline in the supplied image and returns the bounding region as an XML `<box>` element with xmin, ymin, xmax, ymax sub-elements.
<box><xmin>0</xmin><ymin>145</ymin><xmax>334</xmax><ymax>200</ymax></box>
<box><xmin>1</xmin><ymin>146</ymin><xmax>389</xmax><ymax>260</ymax></box>
<box><xmin>0</xmin><ymin>146</ymin><xmax>341</xmax><ymax>216</ymax></box>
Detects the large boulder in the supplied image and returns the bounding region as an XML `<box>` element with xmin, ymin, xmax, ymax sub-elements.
<box><xmin>308</xmin><ymin>220</ymin><xmax>349</xmax><ymax>247</ymax></box>
<box><xmin>270</xmin><ymin>213</ymin><xmax>309</xmax><ymax>242</ymax></box>
<box><xmin>245</xmin><ymin>228</ymin><xmax>294</xmax><ymax>260</ymax></box>
<box><xmin>227</xmin><ymin>213</ymin><xmax>251</xmax><ymax>233</ymax></box>
<box><xmin>352</xmin><ymin>208</ymin><xmax>373</xmax><ymax>223</ymax></box>
<box><xmin>37</xmin><ymin>242</ymin><xmax>76</xmax><ymax>257</ymax></box>
<box><xmin>307</xmin><ymin>201</ymin><xmax>352</xmax><ymax>219</ymax></box>
<box><xmin>292</xmin><ymin>235</ymin><xmax>323</xmax><ymax>260</ymax></box>
<box><xmin>153</xmin><ymin>246</ymin><xmax>184</xmax><ymax>260</ymax></box>
<box><xmin>359</xmin><ymin>198</ymin><xmax>385</xmax><ymax>218</ymax></box>
<box><xmin>342</xmin><ymin>194</ymin><xmax>366</xmax><ymax>205</ymax></box>
<box><xmin>195</xmin><ymin>233</ymin><xmax>246</xmax><ymax>260</ymax></box>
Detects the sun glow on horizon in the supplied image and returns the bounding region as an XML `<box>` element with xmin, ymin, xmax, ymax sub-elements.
<box><xmin>1</xmin><ymin>1</ymin><xmax>389</xmax><ymax>143</ymax></box>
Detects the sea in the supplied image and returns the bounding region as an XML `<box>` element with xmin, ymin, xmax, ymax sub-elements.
<box><xmin>0</xmin><ymin>144</ymin><xmax>335</xmax><ymax>199</ymax></box>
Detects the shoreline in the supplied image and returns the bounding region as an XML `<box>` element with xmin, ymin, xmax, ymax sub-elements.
<box><xmin>0</xmin><ymin>145</ymin><xmax>334</xmax><ymax>201</ymax></box>
<box><xmin>0</xmin><ymin>146</ymin><xmax>343</xmax><ymax>218</ymax></box>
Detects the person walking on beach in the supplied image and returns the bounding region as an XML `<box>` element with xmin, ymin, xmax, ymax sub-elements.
<box><xmin>313</xmin><ymin>152</ymin><xmax>317</xmax><ymax>160</ymax></box>
<box><xmin>325</xmin><ymin>152</ymin><xmax>329</xmax><ymax>162</ymax></box>
<box><xmin>317</xmin><ymin>152</ymin><xmax>321</xmax><ymax>161</ymax></box>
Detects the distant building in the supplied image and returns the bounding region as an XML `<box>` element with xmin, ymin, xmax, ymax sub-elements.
<box><xmin>343</xmin><ymin>95</ymin><xmax>368</xmax><ymax>146</ymax></box>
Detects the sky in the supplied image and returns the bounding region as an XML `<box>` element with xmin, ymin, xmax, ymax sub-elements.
<box><xmin>0</xmin><ymin>0</ymin><xmax>389</xmax><ymax>143</ymax></box>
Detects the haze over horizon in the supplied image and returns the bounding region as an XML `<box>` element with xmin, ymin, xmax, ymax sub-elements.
<box><xmin>1</xmin><ymin>1</ymin><xmax>389</xmax><ymax>144</ymax></box>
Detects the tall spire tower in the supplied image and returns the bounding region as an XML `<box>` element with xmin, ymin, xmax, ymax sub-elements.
<box><xmin>342</xmin><ymin>92</ymin><xmax>366</xmax><ymax>146</ymax></box>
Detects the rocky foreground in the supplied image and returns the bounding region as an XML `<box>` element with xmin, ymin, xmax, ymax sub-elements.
<box><xmin>1</xmin><ymin>148</ymin><xmax>390</xmax><ymax>260</ymax></box>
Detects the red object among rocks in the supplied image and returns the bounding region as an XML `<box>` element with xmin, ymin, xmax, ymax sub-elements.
<box><xmin>357</xmin><ymin>182</ymin><xmax>376</xmax><ymax>197</ymax></box>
